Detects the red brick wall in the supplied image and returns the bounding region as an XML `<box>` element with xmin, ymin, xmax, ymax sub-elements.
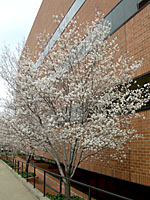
<box><xmin>25</xmin><ymin>0</ymin><xmax>74</xmax><ymax>61</ymax></box>
<box><xmin>80</xmin><ymin>4</ymin><xmax>150</xmax><ymax>186</ymax></box>
<box><xmin>25</xmin><ymin>1</ymin><xmax>150</xmax><ymax>186</ymax></box>
<box><xmin>25</xmin><ymin>0</ymin><xmax>120</xmax><ymax>60</ymax></box>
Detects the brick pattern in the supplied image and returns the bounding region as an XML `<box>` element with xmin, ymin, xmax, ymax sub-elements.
<box><xmin>15</xmin><ymin>157</ymin><xmax>91</xmax><ymax>199</ymax></box>
<box><xmin>25</xmin><ymin>1</ymin><xmax>150</xmax><ymax>186</ymax></box>
<box><xmin>80</xmin><ymin>4</ymin><xmax>150</xmax><ymax>186</ymax></box>
<box><xmin>25</xmin><ymin>0</ymin><xmax>120</xmax><ymax>62</ymax></box>
<box><xmin>25</xmin><ymin>0</ymin><xmax>74</xmax><ymax>61</ymax></box>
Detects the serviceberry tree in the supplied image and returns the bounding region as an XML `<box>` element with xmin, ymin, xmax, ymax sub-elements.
<box><xmin>1</xmin><ymin>13</ymin><xmax>150</xmax><ymax>197</ymax></box>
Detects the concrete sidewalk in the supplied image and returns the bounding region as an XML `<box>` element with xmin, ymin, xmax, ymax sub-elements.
<box><xmin>0</xmin><ymin>160</ymin><xmax>39</xmax><ymax>200</ymax></box>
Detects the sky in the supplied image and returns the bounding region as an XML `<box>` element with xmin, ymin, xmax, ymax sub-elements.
<box><xmin>0</xmin><ymin>0</ymin><xmax>43</xmax><ymax>100</ymax></box>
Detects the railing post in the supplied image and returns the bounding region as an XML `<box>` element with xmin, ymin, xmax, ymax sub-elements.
<box><xmin>17</xmin><ymin>161</ymin><xmax>19</xmax><ymax>174</ymax></box>
<box><xmin>27</xmin><ymin>163</ymin><xmax>28</xmax><ymax>182</ymax></box>
<box><xmin>21</xmin><ymin>162</ymin><xmax>23</xmax><ymax>177</ymax></box>
<box><xmin>59</xmin><ymin>177</ymin><xmax>62</xmax><ymax>199</ymax></box>
<box><xmin>15</xmin><ymin>160</ymin><xmax>16</xmax><ymax>171</ymax></box>
<box><xmin>43</xmin><ymin>171</ymin><xmax>46</xmax><ymax>196</ymax></box>
<box><xmin>34</xmin><ymin>167</ymin><xmax>36</xmax><ymax>188</ymax></box>
<box><xmin>88</xmin><ymin>187</ymin><xmax>91</xmax><ymax>200</ymax></box>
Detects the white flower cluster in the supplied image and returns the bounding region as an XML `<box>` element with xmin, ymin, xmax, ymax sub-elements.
<box><xmin>0</xmin><ymin>12</ymin><xmax>149</xmax><ymax>179</ymax></box>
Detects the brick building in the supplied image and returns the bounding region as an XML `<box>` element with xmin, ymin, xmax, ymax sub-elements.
<box><xmin>25</xmin><ymin>0</ymin><xmax>150</xmax><ymax>191</ymax></box>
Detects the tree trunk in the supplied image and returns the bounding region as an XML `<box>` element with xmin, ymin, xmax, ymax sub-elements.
<box><xmin>25</xmin><ymin>154</ymin><xmax>32</xmax><ymax>173</ymax></box>
<box><xmin>65</xmin><ymin>177</ymin><xmax>71</xmax><ymax>199</ymax></box>
<box><xmin>64</xmin><ymin>169</ymin><xmax>71</xmax><ymax>199</ymax></box>
<box><xmin>5</xmin><ymin>150</ymin><xmax>8</xmax><ymax>160</ymax></box>
<box><xmin>11</xmin><ymin>153</ymin><xmax>15</xmax><ymax>162</ymax></box>
<box><xmin>11</xmin><ymin>149</ymin><xmax>15</xmax><ymax>162</ymax></box>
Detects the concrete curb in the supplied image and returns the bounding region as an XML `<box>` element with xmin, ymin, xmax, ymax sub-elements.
<box><xmin>2</xmin><ymin>160</ymin><xmax>49</xmax><ymax>200</ymax></box>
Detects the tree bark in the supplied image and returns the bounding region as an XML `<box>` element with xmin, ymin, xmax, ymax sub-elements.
<box><xmin>5</xmin><ymin>150</ymin><xmax>8</xmax><ymax>160</ymax></box>
<box><xmin>25</xmin><ymin>154</ymin><xmax>32</xmax><ymax>173</ymax></box>
<box><xmin>65</xmin><ymin>176</ymin><xmax>71</xmax><ymax>199</ymax></box>
<box><xmin>11</xmin><ymin>152</ymin><xmax>15</xmax><ymax>162</ymax></box>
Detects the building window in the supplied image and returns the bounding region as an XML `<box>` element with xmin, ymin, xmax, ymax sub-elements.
<box><xmin>35</xmin><ymin>0</ymin><xmax>86</xmax><ymax>68</ymax></box>
<box><xmin>137</xmin><ymin>0</ymin><xmax>150</xmax><ymax>10</ymax></box>
<box><xmin>131</xmin><ymin>72</ymin><xmax>150</xmax><ymax>112</ymax></box>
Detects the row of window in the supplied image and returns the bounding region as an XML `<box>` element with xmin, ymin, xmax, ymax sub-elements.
<box><xmin>105</xmin><ymin>0</ymin><xmax>148</xmax><ymax>36</ymax></box>
<box><xmin>35</xmin><ymin>1</ymin><xmax>150</xmax><ymax>112</ymax></box>
<box><xmin>36</xmin><ymin>0</ymin><xmax>148</xmax><ymax>67</ymax></box>
<box><xmin>35</xmin><ymin>0</ymin><xmax>86</xmax><ymax>67</ymax></box>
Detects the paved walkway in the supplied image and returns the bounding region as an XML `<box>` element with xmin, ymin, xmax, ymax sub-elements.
<box><xmin>0</xmin><ymin>160</ymin><xmax>38</xmax><ymax>200</ymax></box>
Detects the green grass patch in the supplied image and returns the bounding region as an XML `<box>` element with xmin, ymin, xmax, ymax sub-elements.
<box><xmin>46</xmin><ymin>193</ymin><xmax>84</xmax><ymax>200</ymax></box>
<box><xmin>17</xmin><ymin>152</ymin><xmax>25</xmax><ymax>156</ymax></box>
<box><xmin>3</xmin><ymin>160</ymin><xmax>9</xmax><ymax>164</ymax></box>
<box><xmin>3</xmin><ymin>160</ymin><xmax>16</xmax><ymax>168</ymax></box>
<box><xmin>3</xmin><ymin>160</ymin><xmax>17</xmax><ymax>168</ymax></box>
<box><xmin>9</xmin><ymin>163</ymin><xmax>17</xmax><ymax>168</ymax></box>
<box><xmin>18</xmin><ymin>171</ymin><xmax>35</xmax><ymax>178</ymax></box>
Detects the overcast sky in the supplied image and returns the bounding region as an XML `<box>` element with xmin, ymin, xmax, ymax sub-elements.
<box><xmin>0</xmin><ymin>0</ymin><xmax>42</xmax><ymax>51</ymax></box>
<box><xmin>0</xmin><ymin>0</ymin><xmax>42</xmax><ymax>100</ymax></box>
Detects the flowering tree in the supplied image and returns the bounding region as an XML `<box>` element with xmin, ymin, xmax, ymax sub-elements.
<box><xmin>0</xmin><ymin>45</ymin><xmax>38</xmax><ymax>172</ymax></box>
<box><xmin>1</xmin><ymin>13</ymin><xmax>150</xmax><ymax>197</ymax></box>
<box><xmin>0</xmin><ymin>113</ymin><xmax>13</xmax><ymax>158</ymax></box>
<box><xmin>0</xmin><ymin>107</ymin><xmax>37</xmax><ymax>172</ymax></box>
<box><xmin>0</xmin><ymin>111</ymin><xmax>20</xmax><ymax>160</ymax></box>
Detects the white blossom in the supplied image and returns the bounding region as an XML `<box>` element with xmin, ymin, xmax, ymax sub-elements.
<box><xmin>0</xmin><ymin>12</ymin><xmax>150</xmax><ymax>196</ymax></box>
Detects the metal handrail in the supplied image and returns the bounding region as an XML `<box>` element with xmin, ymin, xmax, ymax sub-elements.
<box><xmin>10</xmin><ymin>158</ymin><xmax>132</xmax><ymax>200</ymax></box>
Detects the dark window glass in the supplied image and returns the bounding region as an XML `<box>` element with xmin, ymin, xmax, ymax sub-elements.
<box><xmin>137</xmin><ymin>0</ymin><xmax>150</xmax><ymax>9</ymax></box>
<box><xmin>105</xmin><ymin>0</ymin><xmax>141</xmax><ymax>35</ymax></box>
<box><xmin>131</xmin><ymin>72</ymin><xmax>150</xmax><ymax>112</ymax></box>
<box><xmin>112</xmin><ymin>72</ymin><xmax>150</xmax><ymax>115</ymax></box>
